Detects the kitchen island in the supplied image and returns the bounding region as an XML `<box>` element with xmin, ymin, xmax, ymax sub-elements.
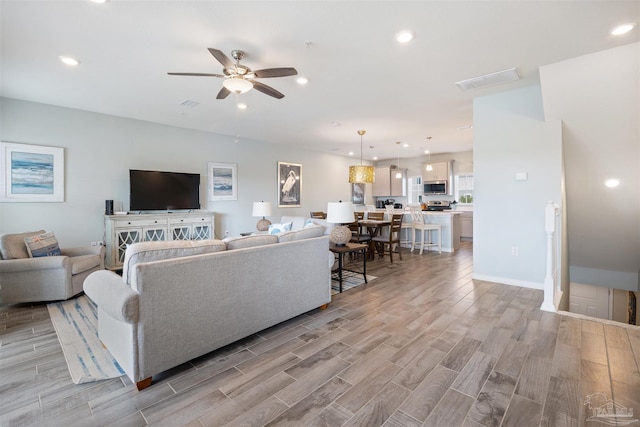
<box><xmin>360</xmin><ymin>209</ymin><xmax>462</xmax><ymax>253</ymax></box>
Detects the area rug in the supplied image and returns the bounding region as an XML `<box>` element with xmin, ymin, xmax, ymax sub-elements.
<box><xmin>332</xmin><ymin>272</ymin><xmax>377</xmax><ymax>295</ymax></box>
<box><xmin>47</xmin><ymin>295</ymin><xmax>125</xmax><ymax>384</ymax></box>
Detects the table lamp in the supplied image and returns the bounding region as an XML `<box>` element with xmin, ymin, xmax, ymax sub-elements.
<box><xmin>252</xmin><ymin>201</ymin><xmax>272</xmax><ymax>231</ymax></box>
<box><xmin>326</xmin><ymin>201</ymin><xmax>355</xmax><ymax>246</ymax></box>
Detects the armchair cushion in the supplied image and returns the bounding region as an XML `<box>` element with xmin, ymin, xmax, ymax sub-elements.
<box><xmin>24</xmin><ymin>231</ymin><xmax>62</xmax><ymax>258</ymax></box>
<box><xmin>0</xmin><ymin>230</ymin><xmax>45</xmax><ymax>259</ymax></box>
<box><xmin>70</xmin><ymin>253</ymin><xmax>103</xmax><ymax>275</ymax></box>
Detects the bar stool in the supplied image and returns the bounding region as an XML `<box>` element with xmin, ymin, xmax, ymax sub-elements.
<box><xmin>400</xmin><ymin>206</ymin><xmax>416</xmax><ymax>248</ymax></box>
<box><xmin>409</xmin><ymin>206</ymin><xmax>441</xmax><ymax>254</ymax></box>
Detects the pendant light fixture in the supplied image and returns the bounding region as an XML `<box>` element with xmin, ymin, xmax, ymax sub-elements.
<box><xmin>425</xmin><ymin>136</ymin><xmax>433</xmax><ymax>171</ymax></box>
<box><xmin>349</xmin><ymin>130</ymin><xmax>375</xmax><ymax>183</ymax></box>
<box><xmin>395</xmin><ymin>141</ymin><xmax>402</xmax><ymax>178</ymax></box>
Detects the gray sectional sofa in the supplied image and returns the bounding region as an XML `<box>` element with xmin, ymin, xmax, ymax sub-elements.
<box><xmin>83</xmin><ymin>225</ymin><xmax>332</xmax><ymax>390</ymax></box>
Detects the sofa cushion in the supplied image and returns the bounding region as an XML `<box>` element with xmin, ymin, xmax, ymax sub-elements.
<box><xmin>281</xmin><ymin>216</ymin><xmax>307</xmax><ymax>230</ymax></box>
<box><xmin>123</xmin><ymin>239</ymin><xmax>226</xmax><ymax>285</ymax></box>
<box><xmin>0</xmin><ymin>230</ymin><xmax>46</xmax><ymax>260</ymax></box>
<box><xmin>24</xmin><ymin>231</ymin><xmax>62</xmax><ymax>258</ymax></box>
<box><xmin>277</xmin><ymin>225</ymin><xmax>325</xmax><ymax>243</ymax></box>
<box><xmin>268</xmin><ymin>222</ymin><xmax>293</xmax><ymax>235</ymax></box>
<box><xmin>223</xmin><ymin>234</ymin><xmax>278</xmax><ymax>250</ymax></box>
<box><xmin>305</xmin><ymin>218</ymin><xmax>334</xmax><ymax>235</ymax></box>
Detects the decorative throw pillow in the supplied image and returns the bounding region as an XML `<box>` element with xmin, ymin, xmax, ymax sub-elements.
<box><xmin>268</xmin><ymin>222</ymin><xmax>293</xmax><ymax>235</ymax></box>
<box><xmin>24</xmin><ymin>231</ymin><xmax>62</xmax><ymax>257</ymax></box>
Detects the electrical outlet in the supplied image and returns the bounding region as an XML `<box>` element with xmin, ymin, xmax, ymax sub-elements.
<box><xmin>224</xmin><ymin>230</ymin><xmax>229</xmax><ymax>236</ymax></box>
<box><xmin>511</xmin><ymin>246</ymin><xmax>519</xmax><ymax>256</ymax></box>
<box><xmin>91</xmin><ymin>241</ymin><xmax>97</xmax><ymax>246</ymax></box>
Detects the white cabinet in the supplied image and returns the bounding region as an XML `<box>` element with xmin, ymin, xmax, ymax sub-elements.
<box><xmin>104</xmin><ymin>212</ymin><xmax>215</xmax><ymax>270</ymax></box>
<box><xmin>423</xmin><ymin>161</ymin><xmax>449</xmax><ymax>182</ymax></box>
<box><xmin>460</xmin><ymin>211</ymin><xmax>473</xmax><ymax>239</ymax></box>
<box><xmin>372</xmin><ymin>166</ymin><xmax>405</xmax><ymax>197</ymax></box>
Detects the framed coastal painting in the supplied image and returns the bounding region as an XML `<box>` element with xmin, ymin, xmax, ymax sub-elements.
<box><xmin>208</xmin><ymin>162</ymin><xmax>237</xmax><ymax>201</ymax></box>
<box><xmin>0</xmin><ymin>142</ymin><xmax>65</xmax><ymax>202</ymax></box>
<box><xmin>351</xmin><ymin>182</ymin><xmax>365</xmax><ymax>205</ymax></box>
<box><xmin>278</xmin><ymin>161</ymin><xmax>301</xmax><ymax>207</ymax></box>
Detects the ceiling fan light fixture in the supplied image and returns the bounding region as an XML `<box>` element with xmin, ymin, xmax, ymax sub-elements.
<box><xmin>223</xmin><ymin>77</ymin><xmax>253</xmax><ymax>94</ymax></box>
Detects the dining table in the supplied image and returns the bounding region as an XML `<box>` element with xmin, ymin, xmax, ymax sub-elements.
<box><xmin>357</xmin><ymin>219</ymin><xmax>391</xmax><ymax>260</ymax></box>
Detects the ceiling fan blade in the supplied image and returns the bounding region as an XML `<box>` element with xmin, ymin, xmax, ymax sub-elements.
<box><xmin>167</xmin><ymin>72</ymin><xmax>225</xmax><ymax>77</ymax></box>
<box><xmin>208</xmin><ymin>48</ymin><xmax>234</xmax><ymax>69</ymax></box>
<box><xmin>216</xmin><ymin>86</ymin><xmax>231</xmax><ymax>99</ymax></box>
<box><xmin>252</xmin><ymin>81</ymin><xmax>285</xmax><ymax>99</ymax></box>
<box><xmin>253</xmin><ymin>67</ymin><xmax>298</xmax><ymax>78</ymax></box>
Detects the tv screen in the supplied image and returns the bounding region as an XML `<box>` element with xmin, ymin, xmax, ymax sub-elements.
<box><xmin>129</xmin><ymin>169</ymin><xmax>200</xmax><ymax>211</ymax></box>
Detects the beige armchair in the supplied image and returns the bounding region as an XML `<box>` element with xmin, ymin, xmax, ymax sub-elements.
<box><xmin>0</xmin><ymin>230</ymin><xmax>105</xmax><ymax>304</ymax></box>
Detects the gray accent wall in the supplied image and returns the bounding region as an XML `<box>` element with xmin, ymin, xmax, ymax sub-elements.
<box><xmin>0</xmin><ymin>98</ymin><xmax>362</xmax><ymax>247</ymax></box>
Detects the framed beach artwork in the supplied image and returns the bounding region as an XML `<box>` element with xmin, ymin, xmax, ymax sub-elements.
<box><xmin>1</xmin><ymin>142</ymin><xmax>65</xmax><ymax>202</ymax></box>
<box><xmin>278</xmin><ymin>161</ymin><xmax>301</xmax><ymax>207</ymax></box>
<box><xmin>351</xmin><ymin>182</ymin><xmax>365</xmax><ymax>205</ymax></box>
<box><xmin>208</xmin><ymin>162</ymin><xmax>237</xmax><ymax>201</ymax></box>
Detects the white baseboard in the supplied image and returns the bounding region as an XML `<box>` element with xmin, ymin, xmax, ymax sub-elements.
<box><xmin>471</xmin><ymin>273</ymin><xmax>544</xmax><ymax>290</ymax></box>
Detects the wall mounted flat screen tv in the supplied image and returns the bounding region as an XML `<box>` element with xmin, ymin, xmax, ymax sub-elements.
<box><xmin>129</xmin><ymin>169</ymin><xmax>200</xmax><ymax>211</ymax></box>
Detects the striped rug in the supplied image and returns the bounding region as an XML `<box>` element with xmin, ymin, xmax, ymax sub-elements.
<box><xmin>47</xmin><ymin>295</ymin><xmax>125</xmax><ymax>384</ymax></box>
<box><xmin>331</xmin><ymin>272</ymin><xmax>377</xmax><ymax>295</ymax></box>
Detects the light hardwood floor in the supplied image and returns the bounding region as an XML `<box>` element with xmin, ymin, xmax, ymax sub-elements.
<box><xmin>1</xmin><ymin>242</ymin><xmax>639</xmax><ymax>426</ymax></box>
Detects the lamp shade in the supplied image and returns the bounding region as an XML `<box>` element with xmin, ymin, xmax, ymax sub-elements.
<box><xmin>326</xmin><ymin>202</ymin><xmax>355</xmax><ymax>224</ymax></box>
<box><xmin>223</xmin><ymin>77</ymin><xmax>253</xmax><ymax>94</ymax></box>
<box><xmin>252</xmin><ymin>201</ymin><xmax>272</xmax><ymax>217</ymax></box>
<box><xmin>349</xmin><ymin>165</ymin><xmax>375</xmax><ymax>184</ymax></box>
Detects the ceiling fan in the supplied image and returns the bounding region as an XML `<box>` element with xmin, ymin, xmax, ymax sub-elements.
<box><xmin>168</xmin><ymin>48</ymin><xmax>297</xmax><ymax>100</ymax></box>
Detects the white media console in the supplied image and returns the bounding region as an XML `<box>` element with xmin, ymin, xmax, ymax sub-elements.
<box><xmin>104</xmin><ymin>211</ymin><xmax>215</xmax><ymax>270</ymax></box>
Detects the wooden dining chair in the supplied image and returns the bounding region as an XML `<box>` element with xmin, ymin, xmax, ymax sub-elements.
<box><xmin>371</xmin><ymin>213</ymin><xmax>403</xmax><ymax>262</ymax></box>
<box><xmin>310</xmin><ymin>211</ymin><xmax>327</xmax><ymax>219</ymax></box>
<box><xmin>366</xmin><ymin>211</ymin><xmax>384</xmax><ymax>221</ymax></box>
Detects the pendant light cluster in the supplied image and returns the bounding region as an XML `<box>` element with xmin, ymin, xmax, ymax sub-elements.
<box><xmin>349</xmin><ymin>130</ymin><xmax>375</xmax><ymax>183</ymax></box>
<box><xmin>395</xmin><ymin>141</ymin><xmax>402</xmax><ymax>178</ymax></box>
<box><xmin>425</xmin><ymin>136</ymin><xmax>433</xmax><ymax>171</ymax></box>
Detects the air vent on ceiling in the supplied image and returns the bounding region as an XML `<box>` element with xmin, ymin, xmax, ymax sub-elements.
<box><xmin>179</xmin><ymin>99</ymin><xmax>200</xmax><ymax>108</ymax></box>
<box><xmin>455</xmin><ymin>67</ymin><xmax>520</xmax><ymax>91</ymax></box>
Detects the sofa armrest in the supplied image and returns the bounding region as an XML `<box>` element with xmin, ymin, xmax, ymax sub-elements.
<box><xmin>0</xmin><ymin>256</ymin><xmax>69</xmax><ymax>273</ymax></box>
<box><xmin>61</xmin><ymin>245</ymin><xmax>105</xmax><ymax>258</ymax></box>
<box><xmin>84</xmin><ymin>270</ymin><xmax>139</xmax><ymax>324</ymax></box>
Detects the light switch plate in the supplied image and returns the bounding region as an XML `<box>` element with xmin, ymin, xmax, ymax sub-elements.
<box><xmin>515</xmin><ymin>172</ymin><xmax>528</xmax><ymax>181</ymax></box>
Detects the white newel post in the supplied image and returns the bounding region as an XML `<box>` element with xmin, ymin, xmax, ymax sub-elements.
<box><xmin>541</xmin><ymin>201</ymin><xmax>557</xmax><ymax>312</ymax></box>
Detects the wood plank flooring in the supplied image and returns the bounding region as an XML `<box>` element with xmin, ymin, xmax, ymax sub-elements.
<box><xmin>2</xmin><ymin>242</ymin><xmax>640</xmax><ymax>426</ymax></box>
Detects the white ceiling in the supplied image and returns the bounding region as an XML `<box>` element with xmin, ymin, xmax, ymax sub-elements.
<box><xmin>1</xmin><ymin>1</ymin><xmax>638</xmax><ymax>160</ymax></box>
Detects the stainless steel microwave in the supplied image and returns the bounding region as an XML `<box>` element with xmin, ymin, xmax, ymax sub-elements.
<box><xmin>424</xmin><ymin>181</ymin><xmax>447</xmax><ymax>195</ymax></box>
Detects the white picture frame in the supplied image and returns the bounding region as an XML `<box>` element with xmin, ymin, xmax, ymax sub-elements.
<box><xmin>1</xmin><ymin>142</ymin><xmax>65</xmax><ymax>202</ymax></box>
<box><xmin>208</xmin><ymin>162</ymin><xmax>237</xmax><ymax>201</ymax></box>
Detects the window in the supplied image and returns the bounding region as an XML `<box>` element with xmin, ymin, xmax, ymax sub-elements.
<box><xmin>455</xmin><ymin>174</ymin><xmax>474</xmax><ymax>204</ymax></box>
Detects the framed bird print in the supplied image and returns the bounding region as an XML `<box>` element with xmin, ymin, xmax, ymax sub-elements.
<box><xmin>278</xmin><ymin>161</ymin><xmax>301</xmax><ymax>207</ymax></box>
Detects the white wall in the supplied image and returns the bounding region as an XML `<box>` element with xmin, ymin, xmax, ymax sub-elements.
<box><xmin>540</xmin><ymin>42</ymin><xmax>640</xmax><ymax>292</ymax></box>
<box><xmin>0</xmin><ymin>98</ymin><xmax>360</xmax><ymax>247</ymax></box>
<box><xmin>473</xmin><ymin>85</ymin><xmax>563</xmax><ymax>288</ymax></box>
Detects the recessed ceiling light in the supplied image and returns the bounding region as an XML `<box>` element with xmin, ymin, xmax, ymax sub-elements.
<box><xmin>403</xmin><ymin>143</ymin><xmax>409</xmax><ymax>148</ymax></box>
<box><xmin>349</xmin><ymin>151</ymin><xmax>354</xmax><ymax>156</ymax></box>
<box><xmin>611</xmin><ymin>23</ymin><xmax>635</xmax><ymax>35</ymax></box>
<box><xmin>605</xmin><ymin>178</ymin><xmax>620</xmax><ymax>188</ymax></box>
<box><xmin>395</xmin><ymin>30</ymin><xmax>414</xmax><ymax>43</ymax></box>
<box><xmin>373</xmin><ymin>156</ymin><xmax>378</xmax><ymax>161</ymax></box>
<box><xmin>296</xmin><ymin>77</ymin><xmax>309</xmax><ymax>85</ymax></box>
<box><xmin>90</xmin><ymin>0</ymin><xmax>108</xmax><ymax>3</ymax></box>
<box><xmin>59</xmin><ymin>56</ymin><xmax>80</xmax><ymax>66</ymax></box>
<box><xmin>424</xmin><ymin>150</ymin><xmax>430</xmax><ymax>154</ymax></box>
<box><xmin>237</xmin><ymin>103</ymin><xmax>247</xmax><ymax>110</ymax></box>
